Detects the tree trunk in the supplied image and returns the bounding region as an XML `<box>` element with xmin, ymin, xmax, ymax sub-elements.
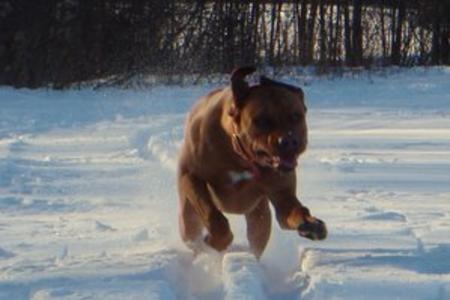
<box><xmin>391</xmin><ymin>0</ymin><xmax>405</xmax><ymax>65</ymax></box>
<box><xmin>319</xmin><ymin>0</ymin><xmax>327</xmax><ymax>64</ymax></box>
<box><xmin>344</xmin><ymin>0</ymin><xmax>352</xmax><ymax>65</ymax></box>
<box><xmin>274</xmin><ymin>3</ymin><xmax>283</xmax><ymax>64</ymax></box>
<box><xmin>269</xmin><ymin>2</ymin><xmax>277</xmax><ymax>65</ymax></box>
<box><xmin>298</xmin><ymin>0</ymin><xmax>308</xmax><ymax>64</ymax></box>
<box><xmin>352</xmin><ymin>0</ymin><xmax>363</xmax><ymax>66</ymax></box>
<box><xmin>431</xmin><ymin>5</ymin><xmax>440</xmax><ymax>64</ymax></box>
<box><xmin>328</xmin><ymin>0</ymin><xmax>335</xmax><ymax>65</ymax></box>
<box><xmin>441</xmin><ymin>29</ymin><xmax>450</xmax><ymax>65</ymax></box>
<box><xmin>333</xmin><ymin>0</ymin><xmax>342</xmax><ymax>64</ymax></box>
<box><xmin>380</xmin><ymin>1</ymin><xmax>387</xmax><ymax>63</ymax></box>
<box><xmin>306</xmin><ymin>0</ymin><xmax>319</xmax><ymax>64</ymax></box>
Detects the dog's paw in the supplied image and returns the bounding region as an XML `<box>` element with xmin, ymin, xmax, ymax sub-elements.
<box><xmin>297</xmin><ymin>218</ymin><xmax>327</xmax><ymax>241</ymax></box>
<box><xmin>205</xmin><ymin>213</ymin><xmax>234</xmax><ymax>251</ymax></box>
<box><xmin>204</xmin><ymin>231</ymin><xmax>234</xmax><ymax>252</ymax></box>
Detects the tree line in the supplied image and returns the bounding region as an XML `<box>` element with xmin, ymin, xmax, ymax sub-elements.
<box><xmin>0</xmin><ymin>0</ymin><xmax>449</xmax><ymax>88</ymax></box>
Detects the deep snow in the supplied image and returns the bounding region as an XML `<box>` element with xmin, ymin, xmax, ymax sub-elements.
<box><xmin>0</xmin><ymin>68</ymin><xmax>450</xmax><ymax>299</ymax></box>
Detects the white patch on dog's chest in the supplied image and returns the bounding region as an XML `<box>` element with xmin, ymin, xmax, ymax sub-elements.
<box><xmin>229</xmin><ymin>170</ymin><xmax>254</xmax><ymax>184</ymax></box>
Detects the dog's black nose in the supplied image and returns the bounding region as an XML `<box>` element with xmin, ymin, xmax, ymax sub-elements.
<box><xmin>277</xmin><ymin>135</ymin><xmax>300</xmax><ymax>152</ymax></box>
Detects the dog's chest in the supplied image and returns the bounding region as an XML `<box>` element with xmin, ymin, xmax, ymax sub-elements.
<box><xmin>207</xmin><ymin>168</ymin><xmax>266</xmax><ymax>214</ymax></box>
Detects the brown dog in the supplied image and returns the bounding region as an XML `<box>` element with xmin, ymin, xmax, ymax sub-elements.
<box><xmin>178</xmin><ymin>67</ymin><xmax>327</xmax><ymax>258</ymax></box>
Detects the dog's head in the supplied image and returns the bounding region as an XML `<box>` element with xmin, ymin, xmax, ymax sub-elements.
<box><xmin>229</xmin><ymin>67</ymin><xmax>308</xmax><ymax>173</ymax></box>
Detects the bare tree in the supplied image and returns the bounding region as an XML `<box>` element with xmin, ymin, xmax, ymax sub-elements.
<box><xmin>1</xmin><ymin>0</ymin><xmax>449</xmax><ymax>88</ymax></box>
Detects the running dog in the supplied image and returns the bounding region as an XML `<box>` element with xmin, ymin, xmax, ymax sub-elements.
<box><xmin>178</xmin><ymin>67</ymin><xmax>327</xmax><ymax>258</ymax></box>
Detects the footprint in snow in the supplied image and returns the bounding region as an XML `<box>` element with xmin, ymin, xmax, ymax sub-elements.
<box><xmin>94</xmin><ymin>221</ymin><xmax>116</xmax><ymax>232</ymax></box>
<box><xmin>0</xmin><ymin>246</ymin><xmax>15</xmax><ymax>259</ymax></box>
<box><xmin>363</xmin><ymin>211</ymin><xmax>407</xmax><ymax>222</ymax></box>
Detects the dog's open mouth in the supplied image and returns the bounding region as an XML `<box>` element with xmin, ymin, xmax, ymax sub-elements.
<box><xmin>272</xmin><ymin>154</ymin><xmax>298</xmax><ymax>171</ymax></box>
<box><xmin>255</xmin><ymin>150</ymin><xmax>298</xmax><ymax>172</ymax></box>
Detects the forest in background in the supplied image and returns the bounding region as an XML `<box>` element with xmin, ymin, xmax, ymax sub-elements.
<box><xmin>0</xmin><ymin>0</ymin><xmax>449</xmax><ymax>89</ymax></box>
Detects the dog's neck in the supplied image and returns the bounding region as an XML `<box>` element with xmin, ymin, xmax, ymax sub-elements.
<box><xmin>231</xmin><ymin>126</ymin><xmax>251</xmax><ymax>161</ymax></box>
<box><xmin>230</xmin><ymin>122</ymin><xmax>262</xmax><ymax>180</ymax></box>
<box><xmin>220</xmin><ymin>93</ymin><xmax>262</xmax><ymax>180</ymax></box>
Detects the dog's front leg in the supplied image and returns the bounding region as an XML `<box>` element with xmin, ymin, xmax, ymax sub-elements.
<box><xmin>179</xmin><ymin>172</ymin><xmax>233</xmax><ymax>251</ymax></box>
<box><xmin>269</xmin><ymin>184</ymin><xmax>327</xmax><ymax>241</ymax></box>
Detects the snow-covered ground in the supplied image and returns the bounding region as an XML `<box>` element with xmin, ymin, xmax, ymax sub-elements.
<box><xmin>1</xmin><ymin>68</ymin><xmax>449</xmax><ymax>299</ymax></box>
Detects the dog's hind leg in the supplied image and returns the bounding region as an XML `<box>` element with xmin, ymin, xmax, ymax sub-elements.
<box><xmin>245</xmin><ymin>199</ymin><xmax>272</xmax><ymax>259</ymax></box>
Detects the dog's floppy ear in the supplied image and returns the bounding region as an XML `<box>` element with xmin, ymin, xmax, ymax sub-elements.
<box><xmin>260</xmin><ymin>76</ymin><xmax>304</xmax><ymax>98</ymax></box>
<box><xmin>231</xmin><ymin>66</ymin><xmax>256</xmax><ymax>108</ymax></box>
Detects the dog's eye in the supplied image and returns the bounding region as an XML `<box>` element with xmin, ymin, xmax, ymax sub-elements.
<box><xmin>254</xmin><ymin>116</ymin><xmax>274</xmax><ymax>131</ymax></box>
<box><xmin>291</xmin><ymin>112</ymin><xmax>301</xmax><ymax>123</ymax></box>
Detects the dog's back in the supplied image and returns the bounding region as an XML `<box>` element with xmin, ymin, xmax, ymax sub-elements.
<box><xmin>179</xmin><ymin>87</ymin><xmax>232</xmax><ymax>176</ymax></box>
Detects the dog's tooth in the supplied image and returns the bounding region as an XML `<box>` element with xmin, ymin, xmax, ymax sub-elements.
<box><xmin>272</xmin><ymin>158</ymin><xmax>280</xmax><ymax>168</ymax></box>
